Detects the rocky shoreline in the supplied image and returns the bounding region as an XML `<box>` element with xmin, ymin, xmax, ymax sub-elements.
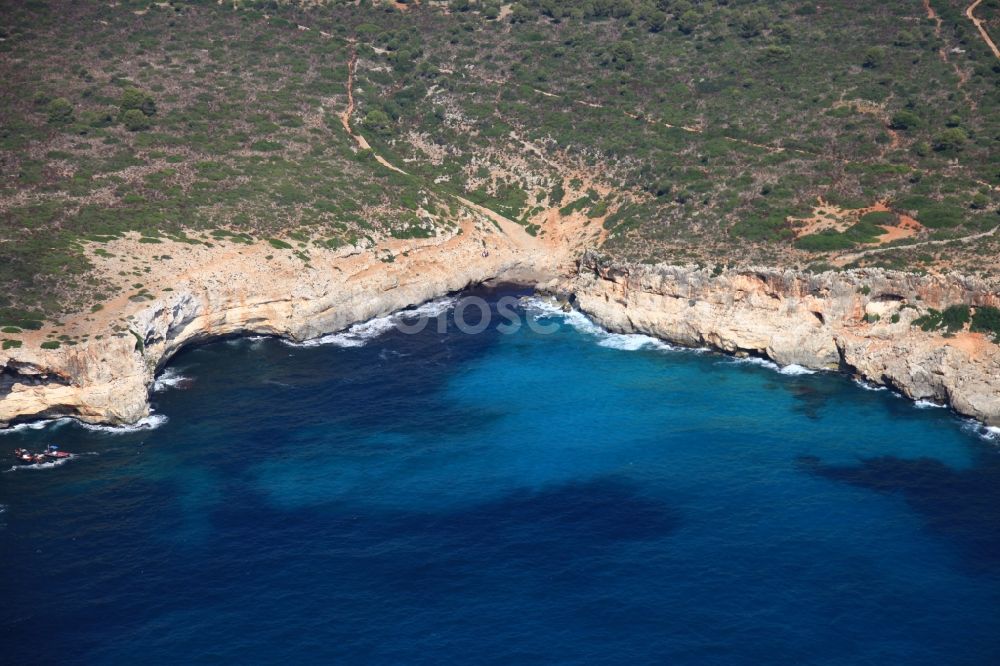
<box><xmin>0</xmin><ymin>214</ymin><xmax>556</xmax><ymax>429</ymax></box>
<box><xmin>570</xmin><ymin>251</ymin><xmax>1000</xmax><ymax>427</ymax></box>
<box><xmin>3</xmin><ymin>236</ymin><xmax>1000</xmax><ymax>430</ymax></box>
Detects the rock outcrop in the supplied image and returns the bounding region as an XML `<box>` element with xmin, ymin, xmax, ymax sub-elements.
<box><xmin>3</xmin><ymin>234</ymin><xmax>1000</xmax><ymax>430</ymax></box>
<box><xmin>0</xmin><ymin>217</ymin><xmax>555</xmax><ymax>428</ymax></box>
<box><xmin>572</xmin><ymin>251</ymin><xmax>1000</xmax><ymax>426</ymax></box>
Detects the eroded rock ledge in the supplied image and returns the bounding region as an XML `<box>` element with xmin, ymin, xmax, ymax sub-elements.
<box><xmin>3</xmin><ymin>235</ymin><xmax>999</xmax><ymax>430</ymax></box>
<box><xmin>572</xmin><ymin>251</ymin><xmax>1000</xmax><ymax>426</ymax></box>
<box><xmin>0</xmin><ymin>217</ymin><xmax>555</xmax><ymax>429</ymax></box>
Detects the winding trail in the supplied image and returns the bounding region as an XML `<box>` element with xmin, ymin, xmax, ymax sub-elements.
<box><xmin>967</xmin><ymin>0</ymin><xmax>1000</xmax><ymax>60</ymax></box>
<box><xmin>532</xmin><ymin>87</ymin><xmax>808</xmax><ymax>157</ymax></box>
<box><xmin>924</xmin><ymin>0</ymin><xmax>944</xmax><ymax>38</ymax></box>
<box><xmin>923</xmin><ymin>0</ymin><xmax>951</xmax><ymax>63</ymax></box>
<box><xmin>339</xmin><ymin>44</ymin><xmax>407</xmax><ymax>176</ymax></box>
<box><xmin>338</xmin><ymin>44</ymin><xmax>559</xmax><ymax>258</ymax></box>
<box><xmin>833</xmin><ymin>225</ymin><xmax>998</xmax><ymax>265</ymax></box>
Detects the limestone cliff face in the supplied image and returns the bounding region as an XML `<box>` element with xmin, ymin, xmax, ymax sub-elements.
<box><xmin>3</xmin><ymin>234</ymin><xmax>1000</xmax><ymax>430</ymax></box>
<box><xmin>572</xmin><ymin>252</ymin><xmax>1000</xmax><ymax>426</ymax></box>
<box><xmin>0</xmin><ymin>219</ymin><xmax>553</xmax><ymax>429</ymax></box>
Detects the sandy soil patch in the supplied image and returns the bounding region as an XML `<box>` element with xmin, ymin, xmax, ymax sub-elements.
<box><xmin>874</xmin><ymin>213</ymin><xmax>922</xmax><ymax>244</ymax></box>
<box><xmin>792</xmin><ymin>199</ymin><xmax>924</xmax><ymax>246</ymax></box>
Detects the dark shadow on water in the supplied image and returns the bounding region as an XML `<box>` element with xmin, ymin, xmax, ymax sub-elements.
<box><xmin>153</xmin><ymin>286</ymin><xmax>535</xmax><ymax>444</ymax></box>
<box><xmin>392</xmin><ymin>477</ymin><xmax>681</xmax><ymax>549</ymax></box>
<box><xmin>204</xmin><ymin>476</ymin><xmax>683</xmax><ymax>590</ymax></box>
<box><xmin>797</xmin><ymin>449</ymin><xmax>1000</xmax><ymax>572</ymax></box>
<box><xmin>787</xmin><ymin>383</ymin><xmax>830</xmax><ymax>420</ymax></box>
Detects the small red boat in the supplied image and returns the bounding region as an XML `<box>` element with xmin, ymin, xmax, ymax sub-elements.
<box><xmin>13</xmin><ymin>448</ymin><xmax>45</xmax><ymax>465</ymax></box>
<box><xmin>12</xmin><ymin>445</ymin><xmax>73</xmax><ymax>465</ymax></box>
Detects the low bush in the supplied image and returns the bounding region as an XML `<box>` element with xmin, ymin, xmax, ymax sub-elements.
<box><xmin>119</xmin><ymin>87</ymin><xmax>157</xmax><ymax>117</ymax></box>
<box><xmin>47</xmin><ymin>97</ymin><xmax>74</xmax><ymax>124</ymax></box>
<box><xmin>914</xmin><ymin>304</ymin><xmax>970</xmax><ymax>333</ymax></box>
<box><xmin>795</xmin><ymin>230</ymin><xmax>854</xmax><ymax>251</ymax></box>
<box><xmin>121</xmin><ymin>109</ymin><xmax>150</xmax><ymax>131</ymax></box>
<box><xmin>971</xmin><ymin>306</ymin><xmax>1000</xmax><ymax>340</ymax></box>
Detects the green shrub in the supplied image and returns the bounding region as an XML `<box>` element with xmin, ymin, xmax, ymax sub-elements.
<box><xmin>859</xmin><ymin>211</ymin><xmax>895</xmax><ymax>226</ymax></box>
<box><xmin>40</xmin><ymin>340</ymin><xmax>61</xmax><ymax>350</ymax></box>
<box><xmin>932</xmin><ymin>128</ymin><xmax>967</xmax><ymax>152</ymax></box>
<box><xmin>941</xmin><ymin>304</ymin><xmax>970</xmax><ymax>332</ymax></box>
<box><xmin>47</xmin><ymin>97</ymin><xmax>74</xmax><ymax>124</ymax></box>
<box><xmin>129</xmin><ymin>330</ymin><xmax>144</xmax><ymax>352</ymax></box>
<box><xmin>363</xmin><ymin>109</ymin><xmax>393</xmax><ymax>136</ymax></box>
<box><xmin>732</xmin><ymin>215</ymin><xmax>791</xmax><ymax>242</ymax></box>
<box><xmin>0</xmin><ymin>311</ymin><xmax>43</xmax><ymax>330</ymax></box>
<box><xmin>889</xmin><ymin>110</ymin><xmax>921</xmax><ymax>130</ymax></box>
<box><xmin>119</xmin><ymin>87</ymin><xmax>156</xmax><ymax>116</ymax></box>
<box><xmin>121</xmin><ymin>108</ymin><xmax>150</xmax><ymax>131</ymax></box>
<box><xmin>971</xmin><ymin>306</ymin><xmax>1000</xmax><ymax>340</ymax></box>
<box><xmin>918</xmin><ymin>203</ymin><xmax>963</xmax><ymax>229</ymax></box>
<box><xmin>2</xmin><ymin>339</ymin><xmax>23</xmax><ymax>350</ymax></box>
<box><xmin>81</xmin><ymin>109</ymin><xmax>115</xmax><ymax>128</ymax></box>
<box><xmin>549</xmin><ymin>180</ymin><xmax>565</xmax><ymax>206</ymax></box>
<box><xmin>678</xmin><ymin>10</ymin><xmax>699</xmax><ymax>34</ymax></box>
<box><xmin>251</xmin><ymin>140</ymin><xmax>283</xmax><ymax>151</ymax></box>
<box><xmin>559</xmin><ymin>196</ymin><xmax>591</xmax><ymax>216</ymax></box>
<box><xmin>795</xmin><ymin>230</ymin><xmax>855</xmax><ymax>251</ymax></box>
<box><xmin>268</xmin><ymin>238</ymin><xmax>293</xmax><ymax>249</ymax></box>
<box><xmin>863</xmin><ymin>46</ymin><xmax>885</xmax><ymax>68</ymax></box>
<box><xmin>913</xmin><ymin>309</ymin><xmax>942</xmax><ymax>331</ymax></box>
<box><xmin>914</xmin><ymin>305</ymin><xmax>971</xmax><ymax>333</ymax></box>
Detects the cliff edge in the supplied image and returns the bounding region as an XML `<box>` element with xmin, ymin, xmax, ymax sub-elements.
<box><xmin>573</xmin><ymin>252</ymin><xmax>1000</xmax><ymax>426</ymax></box>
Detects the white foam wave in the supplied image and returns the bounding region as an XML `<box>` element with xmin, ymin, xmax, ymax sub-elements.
<box><xmin>778</xmin><ymin>364</ymin><xmax>817</xmax><ymax>376</ymax></box>
<box><xmin>523</xmin><ymin>298</ymin><xmax>677</xmax><ymax>352</ymax></box>
<box><xmin>853</xmin><ymin>378</ymin><xmax>888</xmax><ymax>392</ymax></box>
<box><xmin>597</xmin><ymin>333</ymin><xmax>676</xmax><ymax>351</ymax></box>
<box><xmin>404</xmin><ymin>296</ymin><xmax>459</xmax><ymax>319</ymax></box>
<box><xmin>727</xmin><ymin>356</ymin><xmax>779</xmax><ymax>371</ymax></box>
<box><xmin>152</xmin><ymin>368</ymin><xmax>190</xmax><ymax>392</ymax></box>
<box><xmin>0</xmin><ymin>418</ymin><xmax>66</xmax><ymax>435</ymax></box>
<box><xmin>914</xmin><ymin>399</ymin><xmax>945</xmax><ymax>409</ymax></box>
<box><xmin>960</xmin><ymin>420</ymin><xmax>1000</xmax><ymax>443</ymax></box>
<box><xmin>301</xmin><ymin>315</ymin><xmax>398</xmax><ymax>348</ymax></box>
<box><xmin>77</xmin><ymin>414</ymin><xmax>168</xmax><ymax>434</ymax></box>
<box><xmin>725</xmin><ymin>356</ymin><xmax>821</xmax><ymax>376</ymax></box>
<box><xmin>291</xmin><ymin>297</ymin><xmax>459</xmax><ymax>348</ymax></box>
<box><xmin>5</xmin><ymin>452</ymin><xmax>98</xmax><ymax>472</ymax></box>
<box><xmin>2</xmin><ymin>414</ymin><xmax>165</xmax><ymax>436</ymax></box>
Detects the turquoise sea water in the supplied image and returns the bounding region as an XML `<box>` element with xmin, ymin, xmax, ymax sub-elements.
<box><xmin>2</xmin><ymin>287</ymin><xmax>999</xmax><ymax>664</ymax></box>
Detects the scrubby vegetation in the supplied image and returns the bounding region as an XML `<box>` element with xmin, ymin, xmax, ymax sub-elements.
<box><xmin>971</xmin><ymin>305</ymin><xmax>1000</xmax><ymax>340</ymax></box>
<box><xmin>912</xmin><ymin>304</ymin><xmax>1000</xmax><ymax>340</ymax></box>
<box><xmin>913</xmin><ymin>304</ymin><xmax>969</xmax><ymax>333</ymax></box>
<box><xmin>0</xmin><ymin>0</ymin><xmax>998</xmax><ymax>322</ymax></box>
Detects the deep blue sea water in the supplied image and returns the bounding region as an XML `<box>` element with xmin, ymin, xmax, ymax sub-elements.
<box><xmin>2</xmin><ymin>287</ymin><xmax>1000</xmax><ymax>665</ymax></box>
